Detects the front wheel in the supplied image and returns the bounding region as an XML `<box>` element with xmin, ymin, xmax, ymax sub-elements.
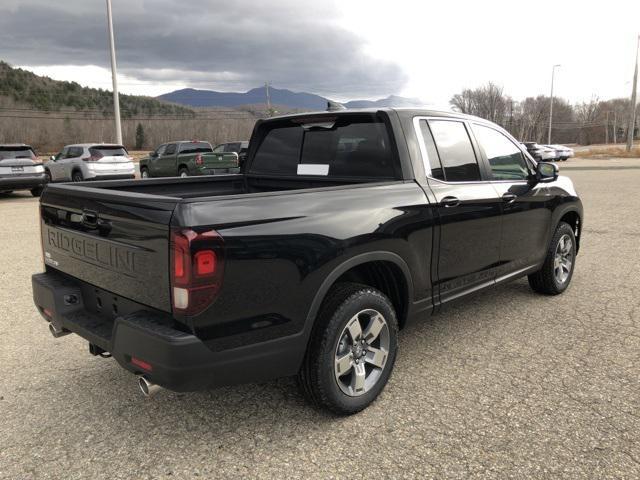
<box><xmin>528</xmin><ymin>221</ymin><xmax>576</xmax><ymax>295</ymax></box>
<box><xmin>140</xmin><ymin>167</ymin><xmax>150</xmax><ymax>178</ymax></box>
<box><xmin>72</xmin><ymin>170</ymin><xmax>84</xmax><ymax>182</ymax></box>
<box><xmin>30</xmin><ymin>187</ymin><xmax>43</xmax><ymax>197</ymax></box>
<box><xmin>298</xmin><ymin>282</ymin><xmax>399</xmax><ymax>414</ymax></box>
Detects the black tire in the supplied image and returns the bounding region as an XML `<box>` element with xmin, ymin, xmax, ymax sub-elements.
<box><xmin>528</xmin><ymin>221</ymin><xmax>576</xmax><ymax>295</ymax></box>
<box><xmin>178</xmin><ymin>167</ymin><xmax>189</xmax><ymax>178</ymax></box>
<box><xmin>298</xmin><ymin>282</ymin><xmax>399</xmax><ymax>415</ymax></box>
<box><xmin>44</xmin><ymin>170</ymin><xmax>52</xmax><ymax>183</ymax></box>
<box><xmin>72</xmin><ymin>170</ymin><xmax>84</xmax><ymax>182</ymax></box>
<box><xmin>30</xmin><ymin>187</ymin><xmax>43</xmax><ymax>197</ymax></box>
<box><xmin>140</xmin><ymin>167</ymin><xmax>150</xmax><ymax>178</ymax></box>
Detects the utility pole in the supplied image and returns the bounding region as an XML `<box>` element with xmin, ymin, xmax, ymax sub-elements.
<box><xmin>265</xmin><ymin>82</ymin><xmax>272</xmax><ymax>117</ymax></box>
<box><xmin>548</xmin><ymin>64</ymin><xmax>561</xmax><ymax>145</ymax></box>
<box><xmin>106</xmin><ymin>0</ymin><xmax>122</xmax><ymax>145</ymax></box>
<box><xmin>605</xmin><ymin>111</ymin><xmax>609</xmax><ymax>144</ymax></box>
<box><xmin>614</xmin><ymin>111</ymin><xmax>617</xmax><ymax>144</ymax></box>
<box><xmin>626</xmin><ymin>35</ymin><xmax>639</xmax><ymax>152</ymax></box>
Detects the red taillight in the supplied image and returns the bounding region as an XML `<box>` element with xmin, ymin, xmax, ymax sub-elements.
<box><xmin>195</xmin><ymin>153</ymin><xmax>203</xmax><ymax>166</ymax></box>
<box><xmin>82</xmin><ymin>156</ymin><xmax>100</xmax><ymax>162</ymax></box>
<box><xmin>170</xmin><ymin>228</ymin><xmax>224</xmax><ymax>316</ymax></box>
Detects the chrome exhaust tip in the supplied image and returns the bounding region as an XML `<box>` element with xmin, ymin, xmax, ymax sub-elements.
<box><xmin>49</xmin><ymin>322</ymin><xmax>71</xmax><ymax>338</ymax></box>
<box><xmin>138</xmin><ymin>376</ymin><xmax>162</xmax><ymax>397</ymax></box>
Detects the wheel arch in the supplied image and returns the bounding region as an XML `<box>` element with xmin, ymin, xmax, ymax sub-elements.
<box><xmin>304</xmin><ymin>252</ymin><xmax>414</xmax><ymax>334</ymax></box>
<box><xmin>556</xmin><ymin>208</ymin><xmax>582</xmax><ymax>253</ymax></box>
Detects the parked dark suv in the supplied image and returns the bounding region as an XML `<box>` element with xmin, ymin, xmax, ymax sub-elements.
<box><xmin>0</xmin><ymin>144</ymin><xmax>46</xmax><ymax>196</ymax></box>
<box><xmin>213</xmin><ymin>141</ymin><xmax>249</xmax><ymax>169</ymax></box>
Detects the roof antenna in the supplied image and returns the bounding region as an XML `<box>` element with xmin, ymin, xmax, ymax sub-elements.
<box><xmin>327</xmin><ymin>100</ymin><xmax>346</xmax><ymax>112</ymax></box>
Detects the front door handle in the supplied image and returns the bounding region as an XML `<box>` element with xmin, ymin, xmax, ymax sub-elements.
<box><xmin>502</xmin><ymin>193</ymin><xmax>517</xmax><ymax>203</ymax></box>
<box><xmin>440</xmin><ymin>196</ymin><xmax>460</xmax><ymax>207</ymax></box>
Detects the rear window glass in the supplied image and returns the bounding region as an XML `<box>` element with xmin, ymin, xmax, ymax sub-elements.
<box><xmin>89</xmin><ymin>146</ymin><xmax>128</xmax><ymax>157</ymax></box>
<box><xmin>251</xmin><ymin>116</ymin><xmax>396</xmax><ymax>178</ymax></box>
<box><xmin>179</xmin><ymin>142</ymin><xmax>212</xmax><ymax>154</ymax></box>
<box><xmin>0</xmin><ymin>147</ymin><xmax>36</xmax><ymax>160</ymax></box>
<box><xmin>428</xmin><ymin>120</ymin><xmax>480</xmax><ymax>182</ymax></box>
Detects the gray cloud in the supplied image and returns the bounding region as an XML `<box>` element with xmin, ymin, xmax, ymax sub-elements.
<box><xmin>0</xmin><ymin>0</ymin><xmax>407</xmax><ymax>98</ymax></box>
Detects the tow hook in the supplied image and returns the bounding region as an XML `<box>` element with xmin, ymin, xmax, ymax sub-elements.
<box><xmin>48</xmin><ymin>322</ymin><xmax>71</xmax><ymax>338</ymax></box>
<box><xmin>138</xmin><ymin>376</ymin><xmax>163</xmax><ymax>397</ymax></box>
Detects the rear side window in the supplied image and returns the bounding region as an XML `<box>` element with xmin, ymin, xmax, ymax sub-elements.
<box><xmin>0</xmin><ymin>147</ymin><xmax>36</xmax><ymax>160</ymax></box>
<box><xmin>89</xmin><ymin>146</ymin><xmax>128</xmax><ymax>158</ymax></box>
<box><xmin>473</xmin><ymin>124</ymin><xmax>530</xmax><ymax>180</ymax></box>
<box><xmin>418</xmin><ymin>120</ymin><xmax>444</xmax><ymax>180</ymax></box>
<box><xmin>66</xmin><ymin>147</ymin><xmax>84</xmax><ymax>158</ymax></box>
<box><xmin>179</xmin><ymin>142</ymin><xmax>212</xmax><ymax>154</ymax></box>
<box><xmin>428</xmin><ymin>120</ymin><xmax>480</xmax><ymax>182</ymax></box>
<box><xmin>251</xmin><ymin>116</ymin><xmax>396</xmax><ymax>178</ymax></box>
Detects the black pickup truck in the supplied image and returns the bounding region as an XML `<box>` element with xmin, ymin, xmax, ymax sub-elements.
<box><xmin>32</xmin><ymin>108</ymin><xmax>583</xmax><ymax>414</ymax></box>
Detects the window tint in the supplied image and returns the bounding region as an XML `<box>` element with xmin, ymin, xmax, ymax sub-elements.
<box><xmin>428</xmin><ymin>120</ymin><xmax>480</xmax><ymax>182</ymax></box>
<box><xmin>212</xmin><ymin>144</ymin><xmax>225</xmax><ymax>153</ymax></box>
<box><xmin>179</xmin><ymin>142</ymin><xmax>212</xmax><ymax>154</ymax></box>
<box><xmin>0</xmin><ymin>147</ymin><xmax>36</xmax><ymax>160</ymax></box>
<box><xmin>251</xmin><ymin>116</ymin><xmax>395</xmax><ymax>178</ymax></box>
<box><xmin>165</xmin><ymin>144</ymin><xmax>177</xmax><ymax>155</ymax></box>
<box><xmin>473</xmin><ymin>125</ymin><xmax>530</xmax><ymax>180</ymax></box>
<box><xmin>66</xmin><ymin>147</ymin><xmax>84</xmax><ymax>158</ymax></box>
<box><xmin>89</xmin><ymin>146</ymin><xmax>128</xmax><ymax>158</ymax></box>
<box><xmin>418</xmin><ymin>120</ymin><xmax>444</xmax><ymax>180</ymax></box>
<box><xmin>156</xmin><ymin>144</ymin><xmax>167</xmax><ymax>156</ymax></box>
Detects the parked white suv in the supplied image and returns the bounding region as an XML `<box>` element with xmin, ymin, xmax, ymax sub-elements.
<box><xmin>45</xmin><ymin>144</ymin><xmax>135</xmax><ymax>182</ymax></box>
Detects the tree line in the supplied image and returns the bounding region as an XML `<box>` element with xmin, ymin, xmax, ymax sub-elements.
<box><xmin>450</xmin><ymin>82</ymin><xmax>637</xmax><ymax>145</ymax></box>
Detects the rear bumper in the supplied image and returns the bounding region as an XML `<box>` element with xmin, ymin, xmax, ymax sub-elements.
<box><xmin>0</xmin><ymin>174</ymin><xmax>46</xmax><ymax>190</ymax></box>
<box><xmin>85</xmin><ymin>174</ymin><xmax>136</xmax><ymax>181</ymax></box>
<box><xmin>31</xmin><ymin>271</ymin><xmax>303</xmax><ymax>392</ymax></box>
<box><xmin>198</xmin><ymin>167</ymin><xmax>241</xmax><ymax>175</ymax></box>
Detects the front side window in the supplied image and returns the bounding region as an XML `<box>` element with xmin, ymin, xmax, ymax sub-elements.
<box><xmin>428</xmin><ymin>120</ymin><xmax>480</xmax><ymax>182</ymax></box>
<box><xmin>165</xmin><ymin>144</ymin><xmax>177</xmax><ymax>155</ymax></box>
<box><xmin>473</xmin><ymin>124</ymin><xmax>530</xmax><ymax>180</ymax></box>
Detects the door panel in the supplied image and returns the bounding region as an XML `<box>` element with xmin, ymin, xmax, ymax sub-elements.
<box><xmin>158</xmin><ymin>143</ymin><xmax>177</xmax><ymax>176</ymax></box>
<box><xmin>430</xmin><ymin>181</ymin><xmax>502</xmax><ymax>302</ymax></box>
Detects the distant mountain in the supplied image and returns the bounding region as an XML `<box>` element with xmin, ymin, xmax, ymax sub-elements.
<box><xmin>344</xmin><ymin>95</ymin><xmax>425</xmax><ymax>109</ymax></box>
<box><xmin>158</xmin><ymin>86</ymin><xmax>328</xmax><ymax>110</ymax></box>
<box><xmin>157</xmin><ymin>86</ymin><xmax>424</xmax><ymax>111</ymax></box>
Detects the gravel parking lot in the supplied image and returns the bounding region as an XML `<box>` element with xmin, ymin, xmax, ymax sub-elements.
<box><xmin>1</xmin><ymin>161</ymin><xmax>639</xmax><ymax>479</ymax></box>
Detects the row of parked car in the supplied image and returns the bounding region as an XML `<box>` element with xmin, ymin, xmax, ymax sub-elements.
<box><xmin>0</xmin><ymin>138</ymin><xmax>571</xmax><ymax>197</ymax></box>
<box><xmin>0</xmin><ymin>140</ymin><xmax>248</xmax><ymax>196</ymax></box>
<box><xmin>522</xmin><ymin>142</ymin><xmax>574</xmax><ymax>162</ymax></box>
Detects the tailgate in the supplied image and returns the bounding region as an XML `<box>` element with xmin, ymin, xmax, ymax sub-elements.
<box><xmin>202</xmin><ymin>152</ymin><xmax>238</xmax><ymax>169</ymax></box>
<box><xmin>39</xmin><ymin>184</ymin><xmax>178</xmax><ymax>312</ymax></box>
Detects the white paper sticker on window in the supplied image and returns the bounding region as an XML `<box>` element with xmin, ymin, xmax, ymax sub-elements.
<box><xmin>297</xmin><ymin>164</ymin><xmax>329</xmax><ymax>176</ymax></box>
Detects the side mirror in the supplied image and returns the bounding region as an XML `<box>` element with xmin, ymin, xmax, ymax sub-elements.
<box><xmin>535</xmin><ymin>162</ymin><xmax>558</xmax><ymax>183</ymax></box>
<box><xmin>150</xmin><ymin>151</ymin><xmax>158</xmax><ymax>158</ymax></box>
<box><xmin>49</xmin><ymin>155</ymin><xmax>56</xmax><ymax>161</ymax></box>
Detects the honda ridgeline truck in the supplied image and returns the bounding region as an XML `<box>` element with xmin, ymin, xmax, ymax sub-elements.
<box><xmin>32</xmin><ymin>108</ymin><xmax>583</xmax><ymax>414</ymax></box>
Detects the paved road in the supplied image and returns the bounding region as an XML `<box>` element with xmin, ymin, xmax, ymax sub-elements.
<box><xmin>1</xmin><ymin>166</ymin><xmax>639</xmax><ymax>479</ymax></box>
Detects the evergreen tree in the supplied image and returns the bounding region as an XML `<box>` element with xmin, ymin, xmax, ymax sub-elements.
<box><xmin>135</xmin><ymin>123</ymin><xmax>145</xmax><ymax>149</ymax></box>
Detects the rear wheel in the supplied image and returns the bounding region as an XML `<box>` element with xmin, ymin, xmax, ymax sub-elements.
<box><xmin>72</xmin><ymin>170</ymin><xmax>84</xmax><ymax>182</ymax></box>
<box><xmin>179</xmin><ymin>168</ymin><xmax>189</xmax><ymax>178</ymax></box>
<box><xmin>30</xmin><ymin>187</ymin><xmax>43</xmax><ymax>197</ymax></box>
<box><xmin>298</xmin><ymin>282</ymin><xmax>399</xmax><ymax>414</ymax></box>
<box><xmin>528</xmin><ymin>221</ymin><xmax>576</xmax><ymax>295</ymax></box>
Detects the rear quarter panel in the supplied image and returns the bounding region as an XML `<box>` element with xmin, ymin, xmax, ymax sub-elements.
<box><xmin>174</xmin><ymin>181</ymin><xmax>435</xmax><ymax>350</ymax></box>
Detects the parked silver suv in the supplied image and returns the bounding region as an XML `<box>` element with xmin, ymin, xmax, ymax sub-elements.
<box><xmin>45</xmin><ymin>144</ymin><xmax>135</xmax><ymax>182</ymax></box>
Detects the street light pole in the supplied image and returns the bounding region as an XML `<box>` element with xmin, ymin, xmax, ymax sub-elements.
<box><xmin>548</xmin><ymin>64</ymin><xmax>561</xmax><ymax>145</ymax></box>
<box><xmin>626</xmin><ymin>35</ymin><xmax>639</xmax><ymax>152</ymax></box>
<box><xmin>106</xmin><ymin>0</ymin><xmax>122</xmax><ymax>145</ymax></box>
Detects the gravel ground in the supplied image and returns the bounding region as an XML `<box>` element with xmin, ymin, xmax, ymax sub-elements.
<box><xmin>1</xmin><ymin>164</ymin><xmax>639</xmax><ymax>479</ymax></box>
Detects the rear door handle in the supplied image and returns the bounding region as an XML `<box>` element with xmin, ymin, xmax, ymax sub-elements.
<box><xmin>440</xmin><ymin>196</ymin><xmax>460</xmax><ymax>207</ymax></box>
<box><xmin>502</xmin><ymin>193</ymin><xmax>517</xmax><ymax>203</ymax></box>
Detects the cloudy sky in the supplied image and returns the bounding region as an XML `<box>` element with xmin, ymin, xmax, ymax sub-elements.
<box><xmin>0</xmin><ymin>0</ymin><xmax>639</xmax><ymax>104</ymax></box>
